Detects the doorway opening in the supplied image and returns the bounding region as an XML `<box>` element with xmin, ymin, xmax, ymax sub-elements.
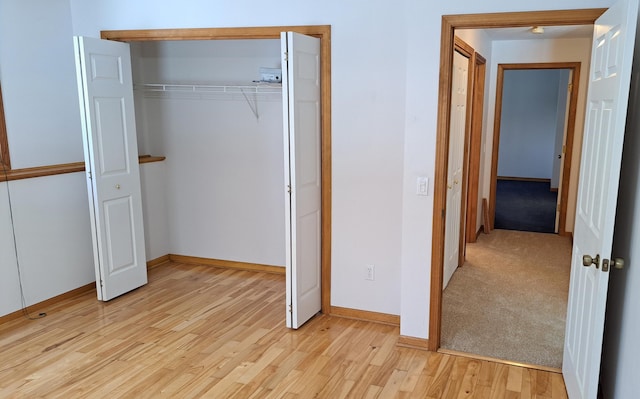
<box><xmin>491</xmin><ymin>63</ymin><xmax>581</xmax><ymax>235</ymax></box>
<box><xmin>429</xmin><ymin>9</ymin><xmax>605</xmax><ymax>355</ymax></box>
<box><xmin>100</xmin><ymin>25</ymin><xmax>332</xmax><ymax>317</ymax></box>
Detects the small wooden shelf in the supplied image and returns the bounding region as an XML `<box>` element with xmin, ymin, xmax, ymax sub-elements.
<box><xmin>139</xmin><ymin>155</ymin><xmax>166</xmax><ymax>164</ymax></box>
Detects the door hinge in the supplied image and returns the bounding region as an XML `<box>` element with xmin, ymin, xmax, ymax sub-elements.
<box><xmin>99</xmin><ymin>279</ymin><xmax>104</xmax><ymax>287</ymax></box>
<box><xmin>87</xmin><ymin>170</ymin><xmax>92</xmax><ymax>179</ymax></box>
<box><xmin>287</xmin><ymin>184</ymin><xmax>292</xmax><ymax>193</ymax></box>
<box><xmin>288</xmin><ymin>304</ymin><xmax>292</xmax><ymax>313</ymax></box>
<box><xmin>568</xmin><ymin>83</ymin><xmax>573</xmax><ymax>92</ymax></box>
<box><xmin>284</xmin><ymin>51</ymin><xmax>288</xmax><ymax>62</ymax></box>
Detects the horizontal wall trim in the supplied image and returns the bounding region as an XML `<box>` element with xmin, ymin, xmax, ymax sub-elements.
<box><xmin>0</xmin><ymin>162</ymin><xmax>85</xmax><ymax>182</ymax></box>
<box><xmin>497</xmin><ymin>176</ymin><xmax>551</xmax><ymax>183</ymax></box>
<box><xmin>330</xmin><ymin>306</ymin><xmax>400</xmax><ymax>326</ymax></box>
<box><xmin>0</xmin><ymin>282</ymin><xmax>95</xmax><ymax>325</ymax></box>
<box><xmin>397</xmin><ymin>336</ymin><xmax>430</xmax><ymax>350</ymax></box>
<box><xmin>169</xmin><ymin>254</ymin><xmax>285</xmax><ymax>274</ymax></box>
<box><xmin>0</xmin><ymin>155</ymin><xmax>166</xmax><ymax>183</ymax></box>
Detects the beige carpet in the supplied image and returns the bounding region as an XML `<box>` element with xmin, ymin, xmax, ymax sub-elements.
<box><xmin>441</xmin><ymin>229</ymin><xmax>572</xmax><ymax>368</ymax></box>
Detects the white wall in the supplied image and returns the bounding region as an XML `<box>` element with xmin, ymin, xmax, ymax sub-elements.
<box><xmin>400</xmin><ymin>2</ymin><xmax>604</xmax><ymax>338</ymax></box>
<box><xmin>1</xmin><ymin>0</ymin><xmax>618</xmax><ymax>336</ymax></box>
<box><xmin>0</xmin><ymin>0</ymin><xmax>83</xmax><ymax>169</ymax></box>
<box><xmin>69</xmin><ymin>0</ymin><xmax>409</xmax><ymax>316</ymax></box>
<box><xmin>69</xmin><ymin>0</ymin><xmax>609</xmax><ymax>334</ymax></box>
<box><xmin>497</xmin><ymin>69</ymin><xmax>563</xmax><ymax>179</ymax></box>
<box><xmin>600</xmin><ymin>24</ymin><xmax>640</xmax><ymax>397</ymax></box>
<box><xmin>139</xmin><ymin>162</ymin><xmax>170</xmax><ymax>261</ymax></box>
<box><xmin>6</xmin><ymin>5</ymin><xmax>638</xmax><ymax>393</ymax></box>
<box><xmin>0</xmin><ymin>173</ymin><xmax>95</xmax><ymax>316</ymax></box>
<box><xmin>133</xmin><ymin>40</ymin><xmax>286</xmax><ymax>266</ymax></box>
<box><xmin>483</xmin><ymin>37</ymin><xmax>593</xmax><ymax>236</ymax></box>
<box><xmin>134</xmin><ymin>40</ymin><xmax>282</xmax><ymax>84</ymax></box>
<box><xmin>0</xmin><ymin>0</ymin><xmax>96</xmax><ymax>317</ymax></box>
<box><xmin>0</xmin><ymin>181</ymin><xmax>21</xmax><ymax>315</ymax></box>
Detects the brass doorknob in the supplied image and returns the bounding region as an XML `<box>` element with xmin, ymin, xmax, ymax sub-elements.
<box><xmin>115</xmin><ymin>184</ymin><xmax>121</xmax><ymax>189</ymax></box>
<box><xmin>583</xmin><ymin>254</ymin><xmax>600</xmax><ymax>268</ymax></box>
<box><xmin>612</xmin><ymin>258</ymin><xmax>625</xmax><ymax>269</ymax></box>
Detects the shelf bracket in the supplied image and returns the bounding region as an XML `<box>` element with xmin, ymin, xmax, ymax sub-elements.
<box><xmin>240</xmin><ymin>88</ymin><xmax>259</xmax><ymax>120</ymax></box>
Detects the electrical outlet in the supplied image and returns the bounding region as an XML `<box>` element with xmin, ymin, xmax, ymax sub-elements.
<box><xmin>366</xmin><ymin>265</ymin><xmax>375</xmax><ymax>281</ymax></box>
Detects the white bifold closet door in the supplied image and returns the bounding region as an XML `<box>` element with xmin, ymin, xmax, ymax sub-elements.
<box><xmin>74</xmin><ymin>36</ymin><xmax>148</xmax><ymax>301</ymax></box>
<box><xmin>282</xmin><ymin>32</ymin><xmax>322</xmax><ymax>329</ymax></box>
<box><xmin>73</xmin><ymin>32</ymin><xmax>322</xmax><ymax>328</ymax></box>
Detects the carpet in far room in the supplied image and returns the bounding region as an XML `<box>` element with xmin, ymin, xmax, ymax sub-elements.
<box><xmin>494</xmin><ymin>179</ymin><xmax>558</xmax><ymax>234</ymax></box>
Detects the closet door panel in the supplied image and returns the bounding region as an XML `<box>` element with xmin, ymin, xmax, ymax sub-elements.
<box><xmin>282</xmin><ymin>32</ymin><xmax>321</xmax><ymax>329</ymax></box>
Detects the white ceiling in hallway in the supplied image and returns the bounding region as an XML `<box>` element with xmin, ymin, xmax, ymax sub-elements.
<box><xmin>481</xmin><ymin>25</ymin><xmax>594</xmax><ymax>41</ymax></box>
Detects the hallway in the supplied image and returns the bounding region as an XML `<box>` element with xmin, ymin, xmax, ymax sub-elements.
<box><xmin>441</xmin><ymin>229</ymin><xmax>572</xmax><ymax>368</ymax></box>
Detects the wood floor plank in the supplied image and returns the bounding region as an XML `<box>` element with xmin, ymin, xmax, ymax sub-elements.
<box><xmin>456</xmin><ymin>359</ymin><xmax>481</xmax><ymax>398</ymax></box>
<box><xmin>551</xmin><ymin>371</ymin><xmax>569</xmax><ymax>399</ymax></box>
<box><xmin>506</xmin><ymin>365</ymin><xmax>523</xmax><ymax>392</ymax></box>
<box><xmin>398</xmin><ymin>351</ymin><xmax>428</xmax><ymax>393</ymax></box>
<box><xmin>489</xmin><ymin>364</ymin><xmax>509</xmax><ymax>398</ymax></box>
<box><xmin>521</xmin><ymin>368</ymin><xmax>533</xmax><ymax>399</ymax></box>
<box><xmin>0</xmin><ymin>261</ymin><xmax>568</xmax><ymax>398</ymax></box>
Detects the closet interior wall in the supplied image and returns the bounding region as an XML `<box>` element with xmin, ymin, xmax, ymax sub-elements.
<box><xmin>130</xmin><ymin>39</ymin><xmax>286</xmax><ymax>268</ymax></box>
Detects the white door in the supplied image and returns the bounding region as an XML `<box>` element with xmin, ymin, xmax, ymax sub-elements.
<box><xmin>74</xmin><ymin>36</ymin><xmax>148</xmax><ymax>301</ymax></box>
<box><xmin>443</xmin><ymin>50</ymin><xmax>468</xmax><ymax>289</ymax></box>
<box><xmin>563</xmin><ymin>0</ymin><xmax>638</xmax><ymax>397</ymax></box>
<box><xmin>282</xmin><ymin>32</ymin><xmax>322</xmax><ymax>329</ymax></box>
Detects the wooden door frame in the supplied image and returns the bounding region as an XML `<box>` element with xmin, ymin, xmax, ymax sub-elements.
<box><xmin>429</xmin><ymin>9</ymin><xmax>605</xmax><ymax>351</ymax></box>
<box><xmin>490</xmin><ymin>62</ymin><xmax>581</xmax><ymax>237</ymax></box>
<box><xmin>0</xmin><ymin>83</ymin><xmax>9</xmax><ymax>169</ymax></box>
<box><xmin>466</xmin><ymin>52</ymin><xmax>487</xmax><ymax>243</ymax></box>
<box><xmin>100</xmin><ymin>25</ymin><xmax>332</xmax><ymax>314</ymax></box>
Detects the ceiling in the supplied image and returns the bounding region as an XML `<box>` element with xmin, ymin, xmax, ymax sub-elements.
<box><xmin>481</xmin><ymin>25</ymin><xmax>594</xmax><ymax>41</ymax></box>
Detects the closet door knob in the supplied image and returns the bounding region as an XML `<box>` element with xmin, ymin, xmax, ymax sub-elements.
<box><xmin>115</xmin><ymin>184</ymin><xmax>121</xmax><ymax>189</ymax></box>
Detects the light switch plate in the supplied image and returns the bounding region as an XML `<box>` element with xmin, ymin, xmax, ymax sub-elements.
<box><xmin>417</xmin><ymin>177</ymin><xmax>429</xmax><ymax>196</ymax></box>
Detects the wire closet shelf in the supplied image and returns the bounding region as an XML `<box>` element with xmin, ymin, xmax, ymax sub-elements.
<box><xmin>135</xmin><ymin>82</ymin><xmax>282</xmax><ymax>94</ymax></box>
<box><xmin>134</xmin><ymin>82</ymin><xmax>282</xmax><ymax>119</ymax></box>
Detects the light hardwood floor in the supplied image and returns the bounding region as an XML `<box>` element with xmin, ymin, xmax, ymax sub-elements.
<box><xmin>0</xmin><ymin>262</ymin><xmax>568</xmax><ymax>398</ymax></box>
